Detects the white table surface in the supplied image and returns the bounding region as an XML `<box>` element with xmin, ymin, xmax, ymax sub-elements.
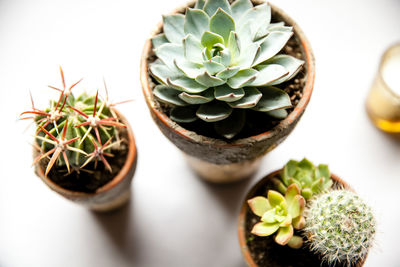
<box><xmin>1</xmin><ymin>0</ymin><xmax>400</xmax><ymax>266</ymax></box>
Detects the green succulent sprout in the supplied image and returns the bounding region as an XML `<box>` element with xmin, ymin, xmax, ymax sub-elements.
<box><xmin>150</xmin><ymin>0</ymin><xmax>304</xmax><ymax>138</ymax></box>
<box><xmin>247</xmin><ymin>184</ymin><xmax>306</xmax><ymax>249</ymax></box>
<box><xmin>20</xmin><ymin>67</ymin><xmax>127</xmax><ymax>176</ymax></box>
<box><xmin>272</xmin><ymin>158</ymin><xmax>333</xmax><ymax>199</ymax></box>
<box><xmin>304</xmin><ymin>190</ymin><xmax>376</xmax><ymax>265</ymax></box>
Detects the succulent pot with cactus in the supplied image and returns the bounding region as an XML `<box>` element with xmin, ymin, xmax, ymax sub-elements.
<box><xmin>140</xmin><ymin>0</ymin><xmax>315</xmax><ymax>183</ymax></box>
<box><xmin>238</xmin><ymin>159</ymin><xmax>376</xmax><ymax>267</ymax></box>
<box><xmin>21</xmin><ymin>68</ymin><xmax>137</xmax><ymax>212</ymax></box>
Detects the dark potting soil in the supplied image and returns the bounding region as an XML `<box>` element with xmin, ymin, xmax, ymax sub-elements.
<box><xmin>146</xmin><ymin>2</ymin><xmax>307</xmax><ymax>141</ymax></box>
<box><xmin>244</xmin><ymin>176</ymin><xmax>358</xmax><ymax>267</ymax></box>
<box><xmin>39</xmin><ymin>128</ymin><xmax>129</xmax><ymax>193</ymax></box>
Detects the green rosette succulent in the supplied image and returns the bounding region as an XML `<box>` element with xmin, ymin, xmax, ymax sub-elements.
<box><xmin>247</xmin><ymin>184</ymin><xmax>306</xmax><ymax>249</ymax></box>
<box><xmin>304</xmin><ymin>190</ymin><xmax>376</xmax><ymax>265</ymax></box>
<box><xmin>272</xmin><ymin>158</ymin><xmax>333</xmax><ymax>199</ymax></box>
<box><xmin>150</xmin><ymin>0</ymin><xmax>304</xmax><ymax>138</ymax></box>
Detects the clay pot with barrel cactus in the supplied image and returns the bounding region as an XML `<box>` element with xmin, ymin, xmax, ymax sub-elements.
<box><xmin>141</xmin><ymin>0</ymin><xmax>315</xmax><ymax>183</ymax></box>
<box><xmin>238</xmin><ymin>159</ymin><xmax>376</xmax><ymax>267</ymax></box>
<box><xmin>20</xmin><ymin>68</ymin><xmax>137</xmax><ymax>212</ymax></box>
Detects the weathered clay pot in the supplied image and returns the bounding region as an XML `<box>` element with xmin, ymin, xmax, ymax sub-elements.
<box><xmin>140</xmin><ymin>1</ymin><xmax>315</xmax><ymax>183</ymax></box>
<box><xmin>238</xmin><ymin>170</ymin><xmax>366</xmax><ymax>267</ymax></box>
<box><xmin>34</xmin><ymin>111</ymin><xmax>137</xmax><ymax>212</ymax></box>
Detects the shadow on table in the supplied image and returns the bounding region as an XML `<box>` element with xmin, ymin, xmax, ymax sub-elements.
<box><xmin>90</xmin><ymin>195</ymin><xmax>145</xmax><ymax>266</ymax></box>
<box><xmin>194</xmin><ymin>168</ymin><xmax>259</xmax><ymax>218</ymax></box>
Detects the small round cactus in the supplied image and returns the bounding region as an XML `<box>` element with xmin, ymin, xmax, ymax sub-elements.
<box><xmin>304</xmin><ymin>190</ymin><xmax>376</xmax><ymax>265</ymax></box>
<box><xmin>20</xmin><ymin>67</ymin><xmax>128</xmax><ymax>176</ymax></box>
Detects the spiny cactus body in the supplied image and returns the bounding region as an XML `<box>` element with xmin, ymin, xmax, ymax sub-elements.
<box><xmin>150</xmin><ymin>0</ymin><xmax>304</xmax><ymax>138</ymax></box>
<box><xmin>305</xmin><ymin>190</ymin><xmax>376</xmax><ymax>265</ymax></box>
<box><xmin>21</xmin><ymin>68</ymin><xmax>127</xmax><ymax>176</ymax></box>
<box><xmin>248</xmin><ymin>184</ymin><xmax>306</xmax><ymax>249</ymax></box>
<box><xmin>272</xmin><ymin>158</ymin><xmax>333</xmax><ymax>199</ymax></box>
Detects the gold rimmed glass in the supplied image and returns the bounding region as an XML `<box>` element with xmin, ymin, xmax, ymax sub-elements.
<box><xmin>366</xmin><ymin>43</ymin><xmax>400</xmax><ymax>133</ymax></box>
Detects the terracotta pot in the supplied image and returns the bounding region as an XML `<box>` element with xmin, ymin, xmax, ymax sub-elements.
<box><xmin>237</xmin><ymin>170</ymin><xmax>366</xmax><ymax>267</ymax></box>
<box><xmin>140</xmin><ymin>1</ymin><xmax>315</xmax><ymax>183</ymax></box>
<box><xmin>34</xmin><ymin>111</ymin><xmax>137</xmax><ymax>212</ymax></box>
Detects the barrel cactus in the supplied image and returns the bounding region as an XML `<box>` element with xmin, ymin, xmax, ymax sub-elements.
<box><xmin>150</xmin><ymin>0</ymin><xmax>304</xmax><ymax>138</ymax></box>
<box><xmin>248</xmin><ymin>184</ymin><xmax>306</xmax><ymax>249</ymax></box>
<box><xmin>20</xmin><ymin>67</ymin><xmax>127</xmax><ymax>176</ymax></box>
<box><xmin>271</xmin><ymin>158</ymin><xmax>333</xmax><ymax>199</ymax></box>
<box><xmin>304</xmin><ymin>190</ymin><xmax>376</xmax><ymax>265</ymax></box>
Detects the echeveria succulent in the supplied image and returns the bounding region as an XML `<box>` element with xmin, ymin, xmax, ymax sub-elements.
<box><xmin>272</xmin><ymin>158</ymin><xmax>333</xmax><ymax>199</ymax></box>
<box><xmin>150</xmin><ymin>0</ymin><xmax>304</xmax><ymax>138</ymax></box>
<box><xmin>304</xmin><ymin>190</ymin><xmax>376</xmax><ymax>265</ymax></box>
<box><xmin>20</xmin><ymin>68</ymin><xmax>127</xmax><ymax>176</ymax></box>
<box><xmin>247</xmin><ymin>184</ymin><xmax>306</xmax><ymax>249</ymax></box>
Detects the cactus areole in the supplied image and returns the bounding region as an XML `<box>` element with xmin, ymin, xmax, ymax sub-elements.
<box><xmin>21</xmin><ymin>68</ymin><xmax>137</xmax><ymax>200</ymax></box>
<box><xmin>141</xmin><ymin>0</ymin><xmax>315</xmax><ymax>168</ymax></box>
<box><xmin>238</xmin><ymin>169</ymin><xmax>369</xmax><ymax>267</ymax></box>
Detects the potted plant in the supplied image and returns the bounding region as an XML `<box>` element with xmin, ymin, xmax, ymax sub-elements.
<box><xmin>140</xmin><ymin>0</ymin><xmax>315</xmax><ymax>183</ymax></box>
<box><xmin>238</xmin><ymin>159</ymin><xmax>376</xmax><ymax>266</ymax></box>
<box><xmin>20</xmin><ymin>67</ymin><xmax>137</xmax><ymax>212</ymax></box>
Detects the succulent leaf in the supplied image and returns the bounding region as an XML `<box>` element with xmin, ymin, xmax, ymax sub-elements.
<box><xmin>209</xmin><ymin>8</ymin><xmax>235</xmax><ymax>42</ymax></box>
<box><xmin>203</xmin><ymin>0</ymin><xmax>232</xmax><ymax>17</ymax></box>
<box><xmin>253</xmin><ymin>31</ymin><xmax>293</xmax><ymax>66</ymax></box>
<box><xmin>230</xmin><ymin>0</ymin><xmax>253</xmax><ymax>21</ymax></box>
<box><xmin>153</xmin><ymin>85</ymin><xmax>189</xmax><ymax>106</ymax></box>
<box><xmin>204</xmin><ymin>60</ymin><xmax>226</xmax><ymax>75</ymax></box>
<box><xmin>227</xmin><ymin>69</ymin><xmax>258</xmax><ymax>89</ymax></box>
<box><xmin>194</xmin><ymin>0</ymin><xmax>205</xmax><ymax>9</ymax></box>
<box><xmin>184</xmin><ymin>8</ymin><xmax>210</xmax><ymax>39</ymax></box>
<box><xmin>152</xmin><ymin>33</ymin><xmax>169</xmax><ymax>49</ymax></box>
<box><xmin>183</xmin><ymin>34</ymin><xmax>204</xmax><ymax>64</ymax></box>
<box><xmin>201</xmin><ymin>31</ymin><xmax>225</xmax><ymax>51</ymax></box>
<box><xmin>196</xmin><ymin>101</ymin><xmax>232</xmax><ymax>122</ymax></box>
<box><xmin>288</xmin><ymin>235</ymin><xmax>303</xmax><ymax>249</ymax></box>
<box><xmin>247</xmin><ymin>196</ymin><xmax>271</xmax><ymax>217</ymax></box>
<box><xmin>252</xmin><ymin>86</ymin><xmax>292</xmax><ymax>112</ymax></box>
<box><xmin>214</xmin><ymin>85</ymin><xmax>244</xmax><ymax>102</ymax></box>
<box><xmin>170</xmin><ymin>106</ymin><xmax>198</xmax><ymax>123</ymax></box>
<box><xmin>150</xmin><ymin>60</ymin><xmax>181</xmax><ymax>84</ymax></box>
<box><xmin>228</xmin><ymin>87</ymin><xmax>261</xmax><ymax>108</ymax></box>
<box><xmin>216</xmin><ymin>66</ymin><xmax>240</xmax><ymax>79</ymax></box>
<box><xmin>195</xmin><ymin>72</ymin><xmax>226</xmax><ymax>87</ymax></box>
<box><xmin>174</xmin><ymin>59</ymin><xmax>205</xmax><ymax>79</ymax></box>
<box><xmin>214</xmin><ymin>109</ymin><xmax>245</xmax><ymax>139</ymax></box>
<box><xmin>154</xmin><ymin>43</ymin><xmax>184</xmax><ymax>69</ymax></box>
<box><xmin>265</xmin><ymin>55</ymin><xmax>304</xmax><ymax>85</ymax></box>
<box><xmin>167</xmin><ymin>77</ymin><xmax>208</xmax><ymax>93</ymax></box>
<box><xmin>265</xmin><ymin>109</ymin><xmax>288</xmax><ymax>119</ymax></box>
<box><xmin>163</xmin><ymin>14</ymin><xmax>185</xmax><ymax>44</ymax></box>
<box><xmin>252</xmin><ymin>222</ymin><xmax>280</xmax><ymax>236</ymax></box>
<box><xmin>275</xmin><ymin>225</ymin><xmax>293</xmax><ymax>245</ymax></box>
<box><xmin>250</xmin><ymin>64</ymin><xmax>288</xmax><ymax>86</ymax></box>
<box><xmin>179</xmin><ymin>89</ymin><xmax>214</xmax><ymax>104</ymax></box>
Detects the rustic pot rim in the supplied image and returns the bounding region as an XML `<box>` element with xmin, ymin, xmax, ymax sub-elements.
<box><xmin>35</xmin><ymin>109</ymin><xmax>137</xmax><ymax>198</ymax></box>
<box><xmin>140</xmin><ymin>0</ymin><xmax>315</xmax><ymax>148</ymax></box>
<box><xmin>237</xmin><ymin>169</ymin><xmax>368</xmax><ymax>267</ymax></box>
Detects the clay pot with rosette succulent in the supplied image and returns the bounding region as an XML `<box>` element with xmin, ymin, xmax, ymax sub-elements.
<box><xmin>140</xmin><ymin>0</ymin><xmax>315</xmax><ymax>183</ymax></box>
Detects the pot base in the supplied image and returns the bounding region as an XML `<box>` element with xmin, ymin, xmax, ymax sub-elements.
<box><xmin>89</xmin><ymin>188</ymin><xmax>131</xmax><ymax>212</ymax></box>
<box><xmin>184</xmin><ymin>154</ymin><xmax>262</xmax><ymax>183</ymax></box>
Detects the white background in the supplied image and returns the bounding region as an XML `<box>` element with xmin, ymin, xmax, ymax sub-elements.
<box><xmin>0</xmin><ymin>0</ymin><xmax>399</xmax><ymax>266</ymax></box>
